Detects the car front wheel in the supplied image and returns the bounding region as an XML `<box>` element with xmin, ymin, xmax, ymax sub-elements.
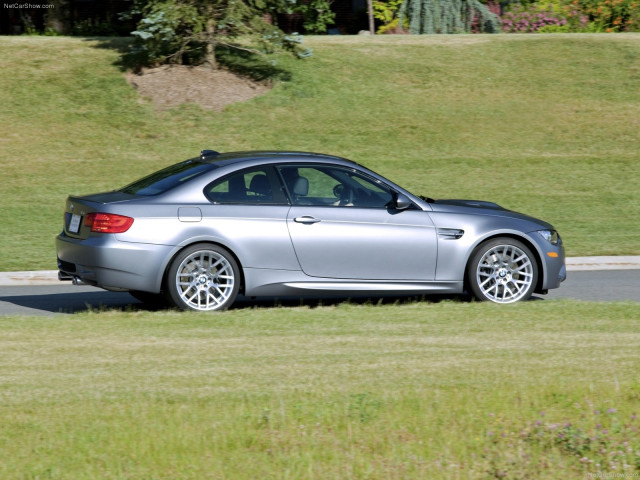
<box><xmin>166</xmin><ymin>244</ymin><xmax>240</xmax><ymax>311</ymax></box>
<box><xmin>468</xmin><ymin>238</ymin><xmax>538</xmax><ymax>304</ymax></box>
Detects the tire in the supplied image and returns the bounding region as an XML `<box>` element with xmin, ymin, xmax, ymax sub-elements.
<box><xmin>467</xmin><ymin>237</ymin><xmax>538</xmax><ymax>304</ymax></box>
<box><xmin>166</xmin><ymin>244</ymin><xmax>240</xmax><ymax>311</ymax></box>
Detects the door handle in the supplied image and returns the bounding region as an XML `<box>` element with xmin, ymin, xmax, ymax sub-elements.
<box><xmin>294</xmin><ymin>216</ymin><xmax>321</xmax><ymax>224</ymax></box>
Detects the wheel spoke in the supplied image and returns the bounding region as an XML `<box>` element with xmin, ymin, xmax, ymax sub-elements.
<box><xmin>479</xmin><ymin>276</ymin><xmax>494</xmax><ymax>288</ymax></box>
<box><xmin>185</xmin><ymin>290</ymin><xmax>198</xmax><ymax>303</ymax></box>
<box><xmin>512</xmin><ymin>253</ymin><xmax>528</xmax><ymax>264</ymax></box>
<box><xmin>207</xmin><ymin>291</ymin><xmax>221</xmax><ymax>306</ymax></box>
<box><xmin>213</xmin><ymin>285</ymin><xmax>226</xmax><ymax>297</ymax></box>
<box><xmin>515</xmin><ymin>269</ymin><xmax>533</xmax><ymax>277</ymax></box>
<box><xmin>208</xmin><ymin>258</ymin><xmax>225</xmax><ymax>272</ymax></box>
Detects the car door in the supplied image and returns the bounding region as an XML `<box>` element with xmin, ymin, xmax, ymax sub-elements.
<box><xmin>199</xmin><ymin>166</ymin><xmax>298</xmax><ymax>270</ymax></box>
<box><xmin>278</xmin><ymin>164</ymin><xmax>438</xmax><ymax>280</ymax></box>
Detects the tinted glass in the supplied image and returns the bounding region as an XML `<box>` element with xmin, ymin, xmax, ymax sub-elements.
<box><xmin>205</xmin><ymin>166</ymin><xmax>287</xmax><ymax>205</ymax></box>
<box><xmin>278</xmin><ymin>165</ymin><xmax>394</xmax><ymax>208</ymax></box>
<box><xmin>120</xmin><ymin>160</ymin><xmax>216</xmax><ymax>196</ymax></box>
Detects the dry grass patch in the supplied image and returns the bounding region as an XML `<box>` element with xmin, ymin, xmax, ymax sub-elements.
<box><xmin>126</xmin><ymin>65</ymin><xmax>271</xmax><ymax>111</ymax></box>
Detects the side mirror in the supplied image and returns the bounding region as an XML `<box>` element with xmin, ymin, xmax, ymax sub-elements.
<box><xmin>394</xmin><ymin>193</ymin><xmax>412</xmax><ymax>210</ymax></box>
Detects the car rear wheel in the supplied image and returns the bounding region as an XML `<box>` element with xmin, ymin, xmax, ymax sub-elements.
<box><xmin>166</xmin><ymin>244</ymin><xmax>240</xmax><ymax>311</ymax></box>
<box><xmin>468</xmin><ymin>238</ymin><xmax>538</xmax><ymax>304</ymax></box>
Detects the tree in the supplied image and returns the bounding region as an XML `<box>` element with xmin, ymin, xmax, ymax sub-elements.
<box><xmin>398</xmin><ymin>0</ymin><xmax>501</xmax><ymax>34</ymax></box>
<box><xmin>124</xmin><ymin>0</ymin><xmax>312</xmax><ymax>69</ymax></box>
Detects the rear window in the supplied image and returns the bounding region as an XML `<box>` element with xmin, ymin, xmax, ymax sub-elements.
<box><xmin>120</xmin><ymin>160</ymin><xmax>216</xmax><ymax>196</ymax></box>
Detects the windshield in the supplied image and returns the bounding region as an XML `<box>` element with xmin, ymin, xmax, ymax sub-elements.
<box><xmin>120</xmin><ymin>160</ymin><xmax>216</xmax><ymax>196</ymax></box>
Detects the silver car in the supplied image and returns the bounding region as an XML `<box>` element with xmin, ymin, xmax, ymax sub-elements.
<box><xmin>56</xmin><ymin>150</ymin><xmax>566</xmax><ymax>310</ymax></box>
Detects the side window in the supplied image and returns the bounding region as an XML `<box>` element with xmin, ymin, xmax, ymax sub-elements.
<box><xmin>204</xmin><ymin>166</ymin><xmax>287</xmax><ymax>205</ymax></box>
<box><xmin>278</xmin><ymin>165</ymin><xmax>394</xmax><ymax>208</ymax></box>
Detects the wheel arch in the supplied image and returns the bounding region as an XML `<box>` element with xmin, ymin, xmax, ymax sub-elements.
<box><xmin>160</xmin><ymin>240</ymin><xmax>246</xmax><ymax>296</ymax></box>
<box><xmin>463</xmin><ymin>233</ymin><xmax>544</xmax><ymax>295</ymax></box>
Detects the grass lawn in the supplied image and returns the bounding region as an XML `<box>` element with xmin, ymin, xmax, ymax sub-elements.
<box><xmin>1</xmin><ymin>300</ymin><xmax>639</xmax><ymax>478</ymax></box>
<box><xmin>1</xmin><ymin>34</ymin><xmax>640</xmax><ymax>271</ymax></box>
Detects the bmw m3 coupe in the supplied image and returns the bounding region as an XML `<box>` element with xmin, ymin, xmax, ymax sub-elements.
<box><xmin>56</xmin><ymin>150</ymin><xmax>566</xmax><ymax>311</ymax></box>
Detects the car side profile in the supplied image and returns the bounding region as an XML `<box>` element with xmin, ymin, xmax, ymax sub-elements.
<box><xmin>56</xmin><ymin>150</ymin><xmax>566</xmax><ymax>311</ymax></box>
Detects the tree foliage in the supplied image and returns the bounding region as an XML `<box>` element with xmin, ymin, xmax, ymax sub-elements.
<box><xmin>373</xmin><ymin>0</ymin><xmax>408</xmax><ymax>33</ymax></box>
<box><xmin>123</xmin><ymin>0</ymin><xmax>312</xmax><ymax>69</ymax></box>
<box><xmin>298</xmin><ymin>0</ymin><xmax>336</xmax><ymax>34</ymax></box>
<box><xmin>398</xmin><ymin>0</ymin><xmax>501</xmax><ymax>33</ymax></box>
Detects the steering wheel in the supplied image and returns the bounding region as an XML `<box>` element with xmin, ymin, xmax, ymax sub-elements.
<box><xmin>332</xmin><ymin>184</ymin><xmax>354</xmax><ymax>206</ymax></box>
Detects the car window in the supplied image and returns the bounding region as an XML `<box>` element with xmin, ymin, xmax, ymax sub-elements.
<box><xmin>204</xmin><ymin>166</ymin><xmax>288</xmax><ymax>205</ymax></box>
<box><xmin>120</xmin><ymin>160</ymin><xmax>216</xmax><ymax>196</ymax></box>
<box><xmin>277</xmin><ymin>165</ymin><xmax>394</xmax><ymax>208</ymax></box>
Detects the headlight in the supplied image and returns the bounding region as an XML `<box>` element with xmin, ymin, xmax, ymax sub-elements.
<box><xmin>538</xmin><ymin>229</ymin><xmax>561</xmax><ymax>246</ymax></box>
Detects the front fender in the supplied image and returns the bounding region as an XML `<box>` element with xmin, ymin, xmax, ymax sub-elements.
<box><xmin>429</xmin><ymin>211</ymin><xmax>556</xmax><ymax>283</ymax></box>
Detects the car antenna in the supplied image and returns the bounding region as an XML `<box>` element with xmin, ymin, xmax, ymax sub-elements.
<box><xmin>200</xmin><ymin>150</ymin><xmax>220</xmax><ymax>160</ymax></box>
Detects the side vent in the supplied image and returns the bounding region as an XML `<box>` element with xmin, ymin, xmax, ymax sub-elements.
<box><xmin>437</xmin><ymin>228</ymin><xmax>464</xmax><ymax>240</ymax></box>
<box><xmin>200</xmin><ymin>149</ymin><xmax>220</xmax><ymax>160</ymax></box>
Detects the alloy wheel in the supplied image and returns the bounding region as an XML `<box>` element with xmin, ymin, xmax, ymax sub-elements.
<box><xmin>173</xmin><ymin>248</ymin><xmax>237</xmax><ymax>311</ymax></box>
<box><xmin>474</xmin><ymin>243</ymin><xmax>535</xmax><ymax>303</ymax></box>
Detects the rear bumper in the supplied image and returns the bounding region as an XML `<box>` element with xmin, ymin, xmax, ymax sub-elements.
<box><xmin>56</xmin><ymin>232</ymin><xmax>174</xmax><ymax>293</ymax></box>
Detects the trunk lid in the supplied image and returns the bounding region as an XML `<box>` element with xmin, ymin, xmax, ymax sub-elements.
<box><xmin>62</xmin><ymin>192</ymin><xmax>135</xmax><ymax>240</ymax></box>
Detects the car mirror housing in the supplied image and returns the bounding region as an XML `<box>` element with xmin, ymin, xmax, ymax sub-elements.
<box><xmin>394</xmin><ymin>193</ymin><xmax>412</xmax><ymax>210</ymax></box>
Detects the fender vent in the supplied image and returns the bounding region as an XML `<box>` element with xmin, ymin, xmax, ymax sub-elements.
<box><xmin>437</xmin><ymin>228</ymin><xmax>464</xmax><ymax>240</ymax></box>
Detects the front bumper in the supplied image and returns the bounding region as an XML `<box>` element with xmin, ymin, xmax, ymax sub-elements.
<box><xmin>537</xmin><ymin>244</ymin><xmax>566</xmax><ymax>292</ymax></box>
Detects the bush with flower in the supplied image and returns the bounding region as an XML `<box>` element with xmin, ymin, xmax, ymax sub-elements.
<box><xmin>502</xmin><ymin>5</ymin><xmax>568</xmax><ymax>32</ymax></box>
<box><xmin>501</xmin><ymin>3</ymin><xmax>590</xmax><ymax>32</ymax></box>
<box><xmin>500</xmin><ymin>0</ymin><xmax>640</xmax><ymax>33</ymax></box>
<box><xmin>576</xmin><ymin>0</ymin><xmax>640</xmax><ymax>31</ymax></box>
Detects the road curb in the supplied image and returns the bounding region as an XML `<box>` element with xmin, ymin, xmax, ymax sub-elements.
<box><xmin>565</xmin><ymin>256</ymin><xmax>640</xmax><ymax>271</ymax></box>
<box><xmin>0</xmin><ymin>271</ymin><xmax>63</xmax><ymax>286</ymax></box>
<box><xmin>1</xmin><ymin>256</ymin><xmax>639</xmax><ymax>286</ymax></box>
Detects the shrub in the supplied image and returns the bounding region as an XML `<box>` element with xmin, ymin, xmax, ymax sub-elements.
<box><xmin>502</xmin><ymin>4</ymin><xmax>571</xmax><ymax>32</ymax></box>
<box><xmin>373</xmin><ymin>0</ymin><xmax>408</xmax><ymax>34</ymax></box>
<box><xmin>577</xmin><ymin>0</ymin><xmax>640</xmax><ymax>31</ymax></box>
<box><xmin>398</xmin><ymin>0</ymin><xmax>501</xmax><ymax>34</ymax></box>
<box><xmin>122</xmin><ymin>0</ymin><xmax>312</xmax><ymax>70</ymax></box>
<box><xmin>297</xmin><ymin>0</ymin><xmax>336</xmax><ymax>34</ymax></box>
<box><xmin>503</xmin><ymin>0</ymin><xmax>640</xmax><ymax>33</ymax></box>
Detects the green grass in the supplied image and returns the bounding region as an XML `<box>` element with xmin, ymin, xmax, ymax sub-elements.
<box><xmin>1</xmin><ymin>300</ymin><xmax>639</xmax><ymax>478</ymax></box>
<box><xmin>1</xmin><ymin>34</ymin><xmax>640</xmax><ymax>271</ymax></box>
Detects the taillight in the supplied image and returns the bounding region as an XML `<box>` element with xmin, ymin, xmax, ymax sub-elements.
<box><xmin>84</xmin><ymin>213</ymin><xmax>134</xmax><ymax>233</ymax></box>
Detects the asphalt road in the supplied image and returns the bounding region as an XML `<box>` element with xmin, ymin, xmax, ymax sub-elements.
<box><xmin>0</xmin><ymin>269</ymin><xmax>638</xmax><ymax>316</ymax></box>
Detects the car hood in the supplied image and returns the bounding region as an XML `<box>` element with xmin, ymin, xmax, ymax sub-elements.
<box><xmin>428</xmin><ymin>198</ymin><xmax>554</xmax><ymax>230</ymax></box>
<box><xmin>432</xmin><ymin>199</ymin><xmax>506</xmax><ymax>211</ymax></box>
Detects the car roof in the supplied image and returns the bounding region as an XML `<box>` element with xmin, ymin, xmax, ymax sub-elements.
<box><xmin>194</xmin><ymin>150</ymin><xmax>361</xmax><ymax>168</ymax></box>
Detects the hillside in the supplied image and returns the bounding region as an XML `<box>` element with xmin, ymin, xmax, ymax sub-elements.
<box><xmin>1</xmin><ymin>34</ymin><xmax>639</xmax><ymax>270</ymax></box>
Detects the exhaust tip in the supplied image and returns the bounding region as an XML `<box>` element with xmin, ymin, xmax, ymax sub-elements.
<box><xmin>58</xmin><ymin>271</ymin><xmax>73</xmax><ymax>282</ymax></box>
